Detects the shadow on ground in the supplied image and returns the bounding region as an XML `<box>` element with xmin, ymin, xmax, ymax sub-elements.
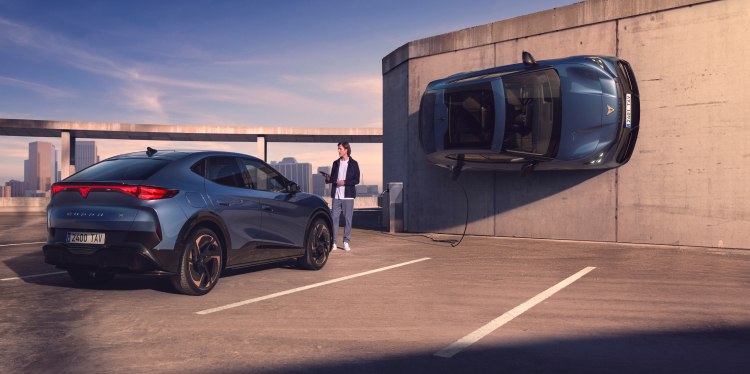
<box><xmin>249</xmin><ymin>326</ymin><xmax>750</xmax><ymax>374</ymax></box>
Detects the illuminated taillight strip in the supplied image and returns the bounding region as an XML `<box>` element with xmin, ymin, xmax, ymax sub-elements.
<box><xmin>50</xmin><ymin>184</ymin><xmax>177</xmax><ymax>200</ymax></box>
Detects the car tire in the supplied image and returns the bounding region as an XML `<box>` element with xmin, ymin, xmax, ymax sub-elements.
<box><xmin>298</xmin><ymin>217</ymin><xmax>331</xmax><ymax>270</ymax></box>
<box><xmin>171</xmin><ymin>227</ymin><xmax>223</xmax><ymax>296</ymax></box>
<box><xmin>67</xmin><ymin>269</ymin><xmax>116</xmax><ymax>288</ymax></box>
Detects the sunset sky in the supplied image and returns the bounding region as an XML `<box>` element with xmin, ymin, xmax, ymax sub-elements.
<box><xmin>0</xmin><ymin>0</ymin><xmax>577</xmax><ymax>188</ymax></box>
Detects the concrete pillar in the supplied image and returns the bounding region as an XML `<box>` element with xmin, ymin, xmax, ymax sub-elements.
<box><xmin>387</xmin><ymin>182</ymin><xmax>404</xmax><ymax>233</ymax></box>
<box><xmin>256</xmin><ymin>135</ymin><xmax>267</xmax><ymax>162</ymax></box>
<box><xmin>60</xmin><ymin>131</ymin><xmax>76</xmax><ymax>179</ymax></box>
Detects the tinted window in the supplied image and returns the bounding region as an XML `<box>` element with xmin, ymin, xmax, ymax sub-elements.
<box><xmin>66</xmin><ymin>159</ymin><xmax>170</xmax><ymax>181</ymax></box>
<box><xmin>419</xmin><ymin>92</ymin><xmax>436</xmax><ymax>153</ymax></box>
<box><xmin>190</xmin><ymin>159</ymin><xmax>206</xmax><ymax>178</ymax></box>
<box><xmin>205</xmin><ymin>157</ymin><xmax>247</xmax><ymax>188</ymax></box>
<box><xmin>502</xmin><ymin>69</ymin><xmax>561</xmax><ymax>156</ymax></box>
<box><xmin>444</xmin><ymin>82</ymin><xmax>495</xmax><ymax>149</ymax></box>
<box><xmin>239</xmin><ymin>158</ymin><xmax>288</xmax><ymax>192</ymax></box>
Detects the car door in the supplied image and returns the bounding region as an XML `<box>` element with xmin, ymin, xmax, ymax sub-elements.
<box><xmin>239</xmin><ymin>158</ymin><xmax>306</xmax><ymax>260</ymax></box>
<box><xmin>202</xmin><ymin>156</ymin><xmax>263</xmax><ymax>266</ymax></box>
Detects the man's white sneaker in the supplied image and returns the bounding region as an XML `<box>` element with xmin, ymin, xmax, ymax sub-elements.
<box><xmin>343</xmin><ymin>242</ymin><xmax>351</xmax><ymax>251</ymax></box>
<box><xmin>331</xmin><ymin>243</ymin><xmax>337</xmax><ymax>251</ymax></box>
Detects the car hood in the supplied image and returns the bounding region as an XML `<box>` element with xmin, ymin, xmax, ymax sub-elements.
<box><xmin>555</xmin><ymin>64</ymin><xmax>619</xmax><ymax>161</ymax></box>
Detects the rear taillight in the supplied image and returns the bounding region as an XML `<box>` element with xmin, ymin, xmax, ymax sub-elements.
<box><xmin>50</xmin><ymin>184</ymin><xmax>178</xmax><ymax>200</ymax></box>
<box><xmin>137</xmin><ymin>186</ymin><xmax>178</xmax><ymax>200</ymax></box>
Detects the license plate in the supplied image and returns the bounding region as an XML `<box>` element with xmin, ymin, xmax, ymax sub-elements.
<box><xmin>625</xmin><ymin>93</ymin><xmax>632</xmax><ymax>128</ymax></box>
<box><xmin>66</xmin><ymin>232</ymin><xmax>106</xmax><ymax>245</ymax></box>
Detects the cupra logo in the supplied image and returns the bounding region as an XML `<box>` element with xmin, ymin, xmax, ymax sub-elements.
<box><xmin>606</xmin><ymin>105</ymin><xmax>615</xmax><ymax>116</ymax></box>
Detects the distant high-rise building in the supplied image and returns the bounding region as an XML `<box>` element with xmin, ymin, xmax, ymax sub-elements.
<box><xmin>312</xmin><ymin>166</ymin><xmax>331</xmax><ymax>197</ymax></box>
<box><xmin>24</xmin><ymin>141</ymin><xmax>57</xmax><ymax>194</ymax></box>
<box><xmin>75</xmin><ymin>140</ymin><xmax>99</xmax><ymax>170</ymax></box>
<box><xmin>5</xmin><ymin>180</ymin><xmax>24</xmax><ymax>197</ymax></box>
<box><xmin>1</xmin><ymin>185</ymin><xmax>11</xmax><ymax>197</ymax></box>
<box><xmin>271</xmin><ymin>157</ymin><xmax>312</xmax><ymax>193</ymax></box>
<box><xmin>23</xmin><ymin>159</ymin><xmax>29</xmax><ymax>191</ymax></box>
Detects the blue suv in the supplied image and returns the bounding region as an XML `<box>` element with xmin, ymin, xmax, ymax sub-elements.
<box><xmin>44</xmin><ymin>149</ymin><xmax>332</xmax><ymax>295</ymax></box>
<box><xmin>419</xmin><ymin>52</ymin><xmax>640</xmax><ymax>178</ymax></box>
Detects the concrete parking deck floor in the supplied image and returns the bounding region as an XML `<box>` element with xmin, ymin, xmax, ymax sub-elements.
<box><xmin>1</xmin><ymin>215</ymin><xmax>749</xmax><ymax>373</ymax></box>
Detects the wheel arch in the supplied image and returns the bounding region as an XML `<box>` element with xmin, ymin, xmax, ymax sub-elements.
<box><xmin>176</xmin><ymin>211</ymin><xmax>231</xmax><ymax>269</ymax></box>
<box><xmin>303</xmin><ymin>208</ymin><xmax>333</xmax><ymax>248</ymax></box>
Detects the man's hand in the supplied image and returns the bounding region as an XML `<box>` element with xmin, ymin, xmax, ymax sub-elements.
<box><xmin>336</xmin><ymin>180</ymin><xmax>345</xmax><ymax>186</ymax></box>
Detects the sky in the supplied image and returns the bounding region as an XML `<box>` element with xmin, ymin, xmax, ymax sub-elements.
<box><xmin>0</xmin><ymin>0</ymin><xmax>578</xmax><ymax>189</ymax></box>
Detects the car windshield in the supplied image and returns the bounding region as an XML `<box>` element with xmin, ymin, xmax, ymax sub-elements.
<box><xmin>66</xmin><ymin>158</ymin><xmax>170</xmax><ymax>181</ymax></box>
<box><xmin>501</xmin><ymin>69</ymin><xmax>561</xmax><ymax>156</ymax></box>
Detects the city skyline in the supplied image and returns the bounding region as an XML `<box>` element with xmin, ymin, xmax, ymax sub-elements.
<box><xmin>1</xmin><ymin>139</ymin><xmax>383</xmax><ymax>189</ymax></box>
<box><xmin>3</xmin><ymin>139</ymin><xmax>376</xmax><ymax>197</ymax></box>
<box><xmin>0</xmin><ymin>0</ymin><xmax>577</xmax><ymax>186</ymax></box>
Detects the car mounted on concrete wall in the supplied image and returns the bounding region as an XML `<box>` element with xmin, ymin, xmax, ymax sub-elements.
<box><xmin>43</xmin><ymin>149</ymin><xmax>333</xmax><ymax>295</ymax></box>
<box><xmin>419</xmin><ymin>52</ymin><xmax>640</xmax><ymax>178</ymax></box>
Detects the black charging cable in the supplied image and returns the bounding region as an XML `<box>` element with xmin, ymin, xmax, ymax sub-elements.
<box><xmin>379</xmin><ymin>178</ymin><xmax>469</xmax><ymax>248</ymax></box>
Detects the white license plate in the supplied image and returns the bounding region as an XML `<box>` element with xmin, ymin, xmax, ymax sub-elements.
<box><xmin>66</xmin><ymin>232</ymin><xmax>106</xmax><ymax>245</ymax></box>
<box><xmin>625</xmin><ymin>93</ymin><xmax>632</xmax><ymax>128</ymax></box>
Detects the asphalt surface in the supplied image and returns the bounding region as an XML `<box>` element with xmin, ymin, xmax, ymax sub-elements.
<box><xmin>1</xmin><ymin>213</ymin><xmax>749</xmax><ymax>373</ymax></box>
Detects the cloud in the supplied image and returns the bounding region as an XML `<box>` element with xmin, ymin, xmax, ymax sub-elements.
<box><xmin>0</xmin><ymin>17</ymin><xmax>355</xmax><ymax>125</ymax></box>
<box><xmin>213</xmin><ymin>58</ymin><xmax>276</xmax><ymax>66</ymax></box>
<box><xmin>322</xmin><ymin>76</ymin><xmax>382</xmax><ymax>96</ymax></box>
<box><xmin>0</xmin><ymin>18</ymin><xmax>128</xmax><ymax>79</ymax></box>
<box><xmin>135</xmin><ymin>72</ymin><xmax>337</xmax><ymax>109</ymax></box>
<box><xmin>0</xmin><ymin>76</ymin><xmax>75</xmax><ymax>98</ymax></box>
<box><xmin>276</xmin><ymin>73</ymin><xmax>383</xmax><ymax>126</ymax></box>
<box><xmin>281</xmin><ymin>74</ymin><xmax>382</xmax><ymax>97</ymax></box>
<box><xmin>120</xmin><ymin>84</ymin><xmax>166</xmax><ymax>120</ymax></box>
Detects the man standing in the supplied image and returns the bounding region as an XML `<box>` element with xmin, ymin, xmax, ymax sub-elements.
<box><xmin>324</xmin><ymin>142</ymin><xmax>360</xmax><ymax>251</ymax></box>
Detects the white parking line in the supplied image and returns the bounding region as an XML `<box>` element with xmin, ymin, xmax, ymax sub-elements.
<box><xmin>1</xmin><ymin>271</ymin><xmax>67</xmax><ymax>282</ymax></box>
<box><xmin>0</xmin><ymin>241</ymin><xmax>45</xmax><ymax>247</ymax></box>
<box><xmin>434</xmin><ymin>266</ymin><xmax>596</xmax><ymax>358</ymax></box>
<box><xmin>196</xmin><ymin>257</ymin><xmax>432</xmax><ymax>315</ymax></box>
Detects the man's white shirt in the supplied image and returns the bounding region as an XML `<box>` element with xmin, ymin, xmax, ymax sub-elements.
<box><xmin>335</xmin><ymin>158</ymin><xmax>353</xmax><ymax>199</ymax></box>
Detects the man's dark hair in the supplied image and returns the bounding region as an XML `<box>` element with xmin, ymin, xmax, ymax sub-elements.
<box><xmin>338</xmin><ymin>142</ymin><xmax>351</xmax><ymax>156</ymax></box>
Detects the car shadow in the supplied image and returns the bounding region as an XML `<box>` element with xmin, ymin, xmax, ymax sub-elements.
<box><xmin>235</xmin><ymin>325</ymin><xmax>750</xmax><ymax>373</ymax></box>
<box><xmin>401</xmin><ymin>111</ymin><xmax>612</xmax><ymax>236</ymax></box>
<box><xmin>3</xmin><ymin>243</ymin><xmax>302</xmax><ymax>295</ymax></box>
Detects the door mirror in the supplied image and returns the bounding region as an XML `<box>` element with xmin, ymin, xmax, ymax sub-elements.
<box><xmin>287</xmin><ymin>181</ymin><xmax>301</xmax><ymax>194</ymax></box>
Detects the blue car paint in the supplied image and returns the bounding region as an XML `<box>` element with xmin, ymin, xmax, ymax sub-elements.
<box><xmin>44</xmin><ymin>150</ymin><xmax>332</xmax><ymax>275</ymax></box>
<box><xmin>420</xmin><ymin>54</ymin><xmax>640</xmax><ymax>172</ymax></box>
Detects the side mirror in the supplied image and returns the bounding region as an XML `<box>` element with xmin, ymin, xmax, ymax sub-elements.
<box><xmin>522</xmin><ymin>51</ymin><xmax>537</xmax><ymax>67</ymax></box>
<box><xmin>520</xmin><ymin>161</ymin><xmax>538</xmax><ymax>177</ymax></box>
<box><xmin>287</xmin><ymin>182</ymin><xmax>301</xmax><ymax>194</ymax></box>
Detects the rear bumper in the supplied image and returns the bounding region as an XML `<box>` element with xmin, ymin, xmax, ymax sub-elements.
<box><xmin>43</xmin><ymin>243</ymin><xmax>180</xmax><ymax>274</ymax></box>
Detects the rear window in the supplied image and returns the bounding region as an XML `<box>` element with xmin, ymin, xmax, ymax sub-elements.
<box><xmin>66</xmin><ymin>159</ymin><xmax>170</xmax><ymax>182</ymax></box>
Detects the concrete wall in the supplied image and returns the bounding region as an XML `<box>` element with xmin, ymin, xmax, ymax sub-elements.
<box><xmin>382</xmin><ymin>0</ymin><xmax>750</xmax><ymax>249</ymax></box>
